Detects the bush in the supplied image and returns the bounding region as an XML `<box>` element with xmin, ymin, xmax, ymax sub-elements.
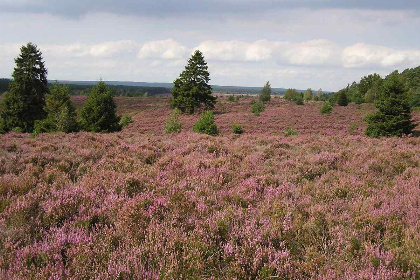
<box><xmin>227</xmin><ymin>95</ymin><xmax>235</xmax><ymax>102</ymax></box>
<box><xmin>120</xmin><ymin>115</ymin><xmax>133</xmax><ymax>128</ymax></box>
<box><xmin>284</xmin><ymin>89</ymin><xmax>298</xmax><ymax>101</ymax></box>
<box><xmin>164</xmin><ymin>109</ymin><xmax>182</xmax><ymax>134</ymax></box>
<box><xmin>295</xmin><ymin>94</ymin><xmax>304</xmax><ymax>105</ymax></box>
<box><xmin>193</xmin><ymin>111</ymin><xmax>218</xmax><ymax>135</ymax></box>
<box><xmin>251</xmin><ymin>99</ymin><xmax>265</xmax><ymax>116</ymax></box>
<box><xmin>231</xmin><ymin>123</ymin><xmax>243</xmax><ymax>134</ymax></box>
<box><xmin>284</xmin><ymin>126</ymin><xmax>298</xmax><ymax>136</ymax></box>
<box><xmin>320</xmin><ymin>101</ymin><xmax>333</xmax><ymax>114</ymax></box>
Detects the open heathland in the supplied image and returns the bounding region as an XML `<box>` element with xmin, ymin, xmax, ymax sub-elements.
<box><xmin>0</xmin><ymin>96</ymin><xmax>419</xmax><ymax>279</ymax></box>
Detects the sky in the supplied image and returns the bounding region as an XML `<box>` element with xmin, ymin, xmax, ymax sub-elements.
<box><xmin>0</xmin><ymin>0</ymin><xmax>419</xmax><ymax>91</ymax></box>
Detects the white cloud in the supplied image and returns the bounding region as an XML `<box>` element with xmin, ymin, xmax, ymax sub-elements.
<box><xmin>280</xmin><ymin>39</ymin><xmax>341</xmax><ymax>66</ymax></box>
<box><xmin>137</xmin><ymin>39</ymin><xmax>188</xmax><ymax>59</ymax></box>
<box><xmin>89</xmin><ymin>40</ymin><xmax>139</xmax><ymax>57</ymax></box>
<box><xmin>196</xmin><ymin>39</ymin><xmax>340</xmax><ymax>66</ymax></box>
<box><xmin>342</xmin><ymin>43</ymin><xmax>420</xmax><ymax>68</ymax></box>
<box><xmin>1</xmin><ymin>39</ymin><xmax>419</xmax><ymax>91</ymax></box>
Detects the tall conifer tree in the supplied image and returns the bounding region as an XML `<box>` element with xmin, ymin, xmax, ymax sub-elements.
<box><xmin>171</xmin><ymin>50</ymin><xmax>216</xmax><ymax>114</ymax></box>
<box><xmin>0</xmin><ymin>43</ymin><xmax>48</xmax><ymax>132</ymax></box>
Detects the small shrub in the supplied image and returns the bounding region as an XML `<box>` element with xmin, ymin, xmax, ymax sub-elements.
<box><xmin>251</xmin><ymin>99</ymin><xmax>265</xmax><ymax>116</ymax></box>
<box><xmin>193</xmin><ymin>111</ymin><xmax>218</xmax><ymax>135</ymax></box>
<box><xmin>284</xmin><ymin>126</ymin><xmax>298</xmax><ymax>136</ymax></box>
<box><xmin>320</xmin><ymin>101</ymin><xmax>333</xmax><ymax>114</ymax></box>
<box><xmin>231</xmin><ymin>123</ymin><xmax>243</xmax><ymax>134</ymax></box>
<box><xmin>227</xmin><ymin>95</ymin><xmax>235</xmax><ymax>102</ymax></box>
<box><xmin>164</xmin><ymin>109</ymin><xmax>182</xmax><ymax>134</ymax></box>
<box><xmin>295</xmin><ymin>94</ymin><xmax>304</xmax><ymax>105</ymax></box>
<box><xmin>120</xmin><ymin>115</ymin><xmax>133</xmax><ymax>128</ymax></box>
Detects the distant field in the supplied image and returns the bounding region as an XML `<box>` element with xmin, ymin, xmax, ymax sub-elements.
<box><xmin>0</xmin><ymin>96</ymin><xmax>419</xmax><ymax>279</ymax></box>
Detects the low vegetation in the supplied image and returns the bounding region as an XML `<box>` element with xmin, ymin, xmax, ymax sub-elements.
<box><xmin>193</xmin><ymin>110</ymin><xmax>218</xmax><ymax>135</ymax></box>
<box><xmin>0</xmin><ymin>42</ymin><xmax>419</xmax><ymax>279</ymax></box>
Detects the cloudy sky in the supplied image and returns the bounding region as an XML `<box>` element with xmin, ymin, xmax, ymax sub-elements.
<box><xmin>0</xmin><ymin>0</ymin><xmax>419</xmax><ymax>91</ymax></box>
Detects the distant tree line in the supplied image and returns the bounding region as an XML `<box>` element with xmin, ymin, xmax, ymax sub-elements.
<box><xmin>0</xmin><ymin>79</ymin><xmax>170</xmax><ymax>96</ymax></box>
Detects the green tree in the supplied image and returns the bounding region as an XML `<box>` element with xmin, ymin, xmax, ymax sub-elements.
<box><xmin>0</xmin><ymin>43</ymin><xmax>48</xmax><ymax>132</ymax></box>
<box><xmin>337</xmin><ymin>89</ymin><xmax>349</xmax><ymax>106</ymax></box>
<box><xmin>80</xmin><ymin>81</ymin><xmax>121</xmax><ymax>132</ymax></box>
<box><xmin>284</xmin><ymin>88</ymin><xmax>298</xmax><ymax>101</ymax></box>
<box><xmin>295</xmin><ymin>93</ymin><xmax>304</xmax><ymax>105</ymax></box>
<box><xmin>259</xmin><ymin>81</ymin><xmax>271</xmax><ymax>102</ymax></box>
<box><xmin>250</xmin><ymin>99</ymin><xmax>265</xmax><ymax>116</ymax></box>
<box><xmin>359</xmin><ymin>73</ymin><xmax>382</xmax><ymax>96</ymax></box>
<box><xmin>34</xmin><ymin>84</ymin><xmax>78</xmax><ymax>133</ymax></box>
<box><xmin>304</xmin><ymin>88</ymin><xmax>313</xmax><ymax>101</ymax></box>
<box><xmin>320</xmin><ymin>101</ymin><xmax>333</xmax><ymax>114</ymax></box>
<box><xmin>365</xmin><ymin>73</ymin><xmax>414</xmax><ymax>137</ymax></box>
<box><xmin>171</xmin><ymin>50</ymin><xmax>216</xmax><ymax>114</ymax></box>
<box><xmin>193</xmin><ymin>111</ymin><xmax>218</xmax><ymax>135</ymax></box>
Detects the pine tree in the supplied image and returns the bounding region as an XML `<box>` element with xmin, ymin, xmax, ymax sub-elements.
<box><xmin>336</xmin><ymin>89</ymin><xmax>349</xmax><ymax>106</ymax></box>
<box><xmin>365</xmin><ymin>73</ymin><xmax>414</xmax><ymax>137</ymax></box>
<box><xmin>259</xmin><ymin>81</ymin><xmax>271</xmax><ymax>102</ymax></box>
<box><xmin>33</xmin><ymin>84</ymin><xmax>78</xmax><ymax>133</ymax></box>
<box><xmin>171</xmin><ymin>50</ymin><xmax>216</xmax><ymax>114</ymax></box>
<box><xmin>80</xmin><ymin>81</ymin><xmax>121</xmax><ymax>132</ymax></box>
<box><xmin>0</xmin><ymin>43</ymin><xmax>48</xmax><ymax>132</ymax></box>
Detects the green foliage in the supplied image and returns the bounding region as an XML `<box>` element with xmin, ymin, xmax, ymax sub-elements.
<box><xmin>410</xmin><ymin>90</ymin><xmax>420</xmax><ymax>108</ymax></box>
<box><xmin>0</xmin><ymin>43</ymin><xmax>48</xmax><ymax>133</ymax></box>
<box><xmin>295</xmin><ymin>94</ymin><xmax>304</xmax><ymax>105</ymax></box>
<box><xmin>80</xmin><ymin>81</ymin><xmax>121</xmax><ymax>133</ymax></box>
<box><xmin>320</xmin><ymin>101</ymin><xmax>333</xmax><ymax>114</ymax></box>
<box><xmin>231</xmin><ymin>123</ymin><xmax>243</xmax><ymax>134</ymax></box>
<box><xmin>284</xmin><ymin>88</ymin><xmax>298</xmax><ymax>101</ymax></box>
<box><xmin>316</xmin><ymin>88</ymin><xmax>323</xmax><ymax>100</ymax></box>
<box><xmin>33</xmin><ymin>84</ymin><xmax>78</xmax><ymax>134</ymax></box>
<box><xmin>120</xmin><ymin>115</ymin><xmax>133</xmax><ymax>128</ymax></box>
<box><xmin>359</xmin><ymin>73</ymin><xmax>382</xmax><ymax>96</ymax></box>
<box><xmin>364</xmin><ymin>79</ymin><xmax>382</xmax><ymax>103</ymax></box>
<box><xmin>164</xmin><ymin>109</ymin><xmax>182</xmax><ymax>134</ymax></box>
<box><xmin>250</xmin><ymin>99</ymin><xmax>265</xmax><ymax>116</ymax></box>
<box><xmin>337</xmin><ymin>90</ymin><xmax>349</xmax><ymax>106</ymax></box>
<box><xmin>193</xmin><ymin>111</ymin><xmax>218</xmax><ymax>135</ymax></box>
<box><xmin>304</xmin><ymin>88</ymin><xmax>313</xmax><ymax>101</ymax></box>
<box><xmin>171</xmin><ymin>50</ymin><xmax>216</xmax><ymax>114</ymax></box>
<box><xmin>227</xmin><ymin>95</ymin><xmax>235</xmax><ymax>102</ymax></box>
<box><xmin>284</xmin><ymin>126</ymin><xmax>298</xmax><ymax>136</ymax></box>
<box><xmin>365</xmin><ymin>73</ymin><xmax>414</xmax><ymax>138</ymax></box>
<box><xmin>259</xmin><ymin>81</ymin><xmax>271</xmax><ymax>102</ymax></box>
<box><xmin>327</xmin><ymin>94</ymin><xmax>336</xmax><ymax>105</ymax></box>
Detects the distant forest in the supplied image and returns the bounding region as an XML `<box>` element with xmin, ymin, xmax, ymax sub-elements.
<box><xmin>0</xmin><ymin>79</ymin><xmax>171</xmax><ymax>96</ymax></box>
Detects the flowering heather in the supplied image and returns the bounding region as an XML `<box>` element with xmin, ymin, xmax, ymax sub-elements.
<box><xmin>0</xmin><ymin>96</ymin><xmax>419</xmax><ymax>279</ymax></box>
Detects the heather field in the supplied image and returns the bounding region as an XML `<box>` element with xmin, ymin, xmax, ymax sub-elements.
<box><xmin>1</xmin><ymin>96</ymin><xmax>419</xmax><ymax>279</ymax></box>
